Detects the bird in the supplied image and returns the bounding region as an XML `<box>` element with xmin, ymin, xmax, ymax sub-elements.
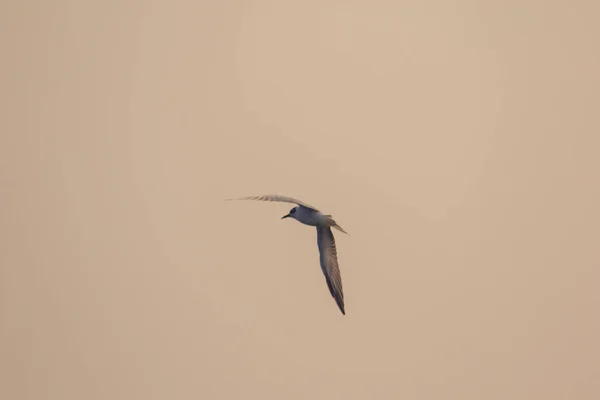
<box><xmin>226</xmin><ymin>194</ymin><xmax>348</xmax><ymax>315</ymax></box>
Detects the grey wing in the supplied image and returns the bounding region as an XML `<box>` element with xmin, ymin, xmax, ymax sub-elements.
<box><xmin>226</xmin><ymin>194</ymin><xmax>319</xmax><ymax>211</ymax></box>
<box><xmin>316</xmin><ymin>226</ymin><xmax>345</xmax><ymax>315</ymax></box>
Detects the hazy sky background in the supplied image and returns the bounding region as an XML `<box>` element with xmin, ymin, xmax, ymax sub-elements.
<box><xmin>1</xmin><ymin>1</ymin><xmax>599</xmax><ymax>399</ymax></box>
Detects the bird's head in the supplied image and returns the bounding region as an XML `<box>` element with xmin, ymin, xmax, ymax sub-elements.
<box><xmin>281</xmin><ymin>207</ymin><xmax>297</xmax><ymax>220</ymax></box>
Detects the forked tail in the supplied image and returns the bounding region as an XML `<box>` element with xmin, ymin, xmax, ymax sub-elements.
<box><xmin>324</xmin><ymin>215</ymin><xmax>348</xmax><ymax>235</ymax></box>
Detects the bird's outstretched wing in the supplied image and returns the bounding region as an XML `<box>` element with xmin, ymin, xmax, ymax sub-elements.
<box><xmin>225</xmin><ymin>195</ymin><xmax>319</xmax><ymax>211</ymax></box>
<box><xmin>317</xmin><ymin>226</ymin><xmax>345</xmax><ymax>315</ymax></box>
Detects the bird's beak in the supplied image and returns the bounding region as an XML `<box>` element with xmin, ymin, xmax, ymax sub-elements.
<box><xmin>281</xmin><ymin>213</ymin><xmax>290</xmax><ymax>219</ymax></box>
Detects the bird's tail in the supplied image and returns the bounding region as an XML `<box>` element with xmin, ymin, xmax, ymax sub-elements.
<box><xmin>324</xmin><ymin>215</ymin><xmax>348</xmax><ymax>235</ymax></box>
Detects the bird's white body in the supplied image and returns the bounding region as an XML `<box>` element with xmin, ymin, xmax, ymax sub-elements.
<box><xmin>287</xmin><ymin>205</ymin><xmax>347</xmax><ymax>234</ymax></box>
<box><xmin>293</xmin><ymin>206</ymin><xmax>325</xmax><ymax>226</ymax></box>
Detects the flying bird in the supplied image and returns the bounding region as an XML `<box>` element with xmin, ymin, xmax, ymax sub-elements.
<box><xmin>226</xmin><ymin>195</ymin><xmax>348</xmax><ymax>315</ymax></box>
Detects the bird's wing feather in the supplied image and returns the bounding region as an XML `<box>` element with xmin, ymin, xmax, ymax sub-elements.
<box><xmin>226</xmin><ymin>194</ymin><xmax>319</xmax><ymax>211</ymax></box>
<box><xmin>317</xmin><ymin>226</ymin><xmax>345</xmax><ymax>315</ymax></box>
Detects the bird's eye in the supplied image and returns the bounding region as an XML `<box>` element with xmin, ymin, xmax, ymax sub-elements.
<box><xmin>290</xmin><ymin>208</ymin><xmax>296</xmax><ymax>214</ymax></box>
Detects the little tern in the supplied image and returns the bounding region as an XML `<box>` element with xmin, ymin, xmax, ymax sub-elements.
<box><xmin>226</xmin><ymin>195</ymin><xmax>348</xmax><ymax>315</ymax></box>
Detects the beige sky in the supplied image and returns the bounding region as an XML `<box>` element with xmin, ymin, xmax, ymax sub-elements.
<box><xmin>1</xmin><ymin>1</ymin><xmax>599</xmax><ymax>399</ymax></box>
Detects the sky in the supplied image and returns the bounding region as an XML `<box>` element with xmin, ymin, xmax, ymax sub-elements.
<box><xmin>1</xmin><ymin>1</ymin><xmax>599</xmax><ymax>399</ymax></box>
